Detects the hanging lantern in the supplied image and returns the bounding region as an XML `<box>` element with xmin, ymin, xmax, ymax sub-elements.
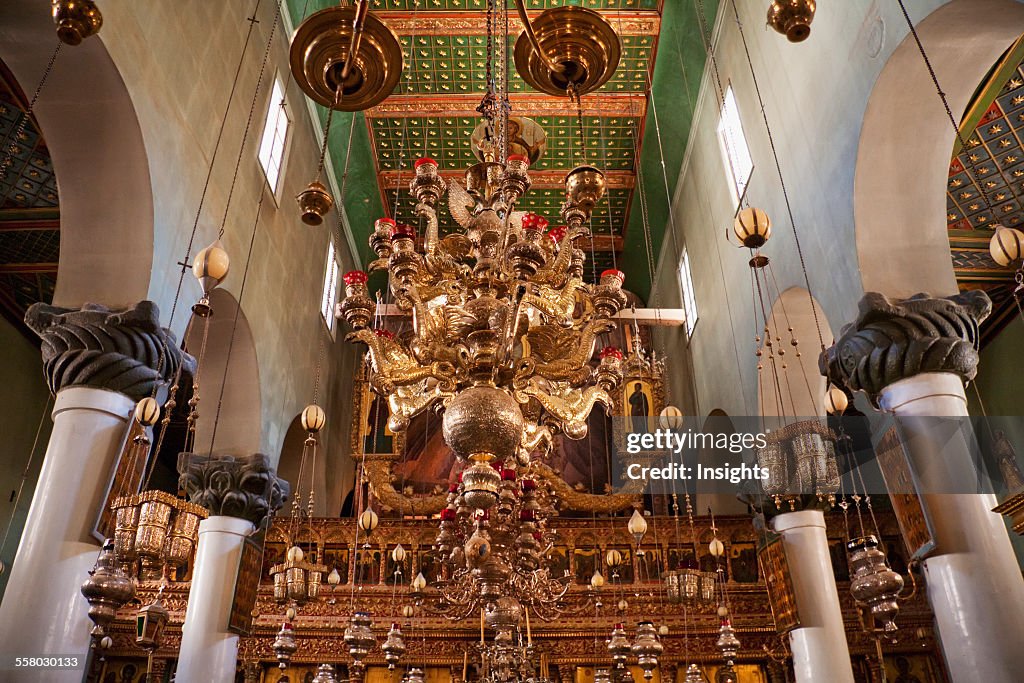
<box><xmin>405</xmin><ymin>668</ymin><xmax>426</xmax><ymax>683</ymax></box>
<box><xmin>684</xmin><ymin>664</ymin><xmax>706</xmax><ymax>683</ymax></box>
<box><xmin>627</xmin><ymin>510</ymin><xmax>648</xmax><ymax>546</ymax></box>
<box><xmin>605</xmin><ymin>548</ymin><xmax>623</xmax><ymax>569</ymax></box>
<box><xmin>564</xmin><ymin>165</ymin><xmax>607</xmax><ymax>220</ymax></box>
<box><xmin>825</xmin><ymin>384</ymin><xmax>849</xmax><ymax>415</ymax></box>
<box><xmin>595</xmin><ymin>669</ymin><xmax>613</xmax><ymax>683</ymax></box>
<box><xmin>607</xmin><ymin>623</ymin><xmax>631</xmax><ymax>669</ymax></box>
<box><xmin>297</xmin><ymin>180</ymin><xmax>334</xmax><ymax>226</ymax></box>
<box><xmin>111</xmin><ymin>495</ymin><xmax>141</xmax><ymax>574</ymax></box>
<box><xmin>301</xmin><ymin>404</ymin><xmax>327</xmax><ymax>434</ymax></box>
<box><xmin>756</xmin><ymin>436</ymin><xmax>789</xmax><ymax>506</ymax></box>
<box><xmin>402</xmin><ymin>604</ymin><xmax>416</xmax><ymax>618</ymax></box>
<box><xmin>164</xmin><ymin>498</ymin><xmax>208</xmax><ymax>576</ymax></box>
<box><xmin>272</xmin><ymin>622</ymin><xmax>298</xmax><ymax>669</ymax></box>
<box><xmin>790</xmin><ymin>420</ymin><xmax>840</xmax><ymax>501</ymax></box>
<box><xmin>847</xmin><ymin>535</ymin><xmax>904</xmax><ymax>632</ymax></box>
<box><xmin>134</xmin><ymin>397</ymin><xmax>161</xmax><ymax>427</ymax></box>
<box><xmin>733</xmin><ymin>207</ymin><xmax>772</xmax><ymax>249</ymax></box>
<box><xmin>313</xmin><ymin>664</ymin><xmax>339</xmax><ymax>683</ymax></box>
<box><xmin>357</xmin><ymin>508</ymin><xmax>380</xmax><ymax>537</ymax></box>
<box><xmin>344</xmin><ymin>612</ymin><xmax>377</xmax><ymax>668</ymax></box>
<box><xmin>767</xmin><ymin>0</ymin><xmax>817</xmax><ymax>43</ymax></box>
<box><xmin>134</xmin><ymin>490</ymin><xmax>177</xmax><ymax>580</ymax></box>
<box><xmin>709</xmin><ymin>537</ymin><xmax>725</xmax><ymax>558</ymax></box>
<box><xmin>381</xmin><ymin>623</ymin><xmax>407</xmax><ymax>669</ymax></box>
<box><xmin>135</xmin><ymin>593</ymin><xmax>170</xmax><ymax>653</ymax></box>
<box><xmin>192</xmin><ymin>239</ymin><xmax>230</xmax><ymax>316</ymax></box>
<box><xmin>52</xmin><ymin>0</ymin><xmax>102</xmax><ymax>45</ymax></box>
<box><xmin>715</xmin><ymin>613</ymin><xmax>741</xmax><ymax>660</ymax></box>
<box><xmin>411</xmin><ymin>571</ymin><xmax>427</xmax><ymax>592</ymax></box>
<box><xmin>327</xmin><ymin>567</ymin><xmax>341</xmax><ymax>586</ymax></box>
<box><xmin>269</xmin><ymin>544</ymin><xmax>328</xmax><ymax>604</ymax></box>
<box><xmin>80</xmin><ymin>540</ymin><xmax>135</xmax><ymax>639</ymax></box>
<box><xmin>659</xmin><ymin>405</ymin><xmax>684</xmax><ymax>430</ymax></box>
<box><xmin>590</xmin><ymin>570</ymin><xmax>606</xmax><ymax>589</ymax></box>
<box><xmin>989</xmin><ymin>224</ymin><xmax>1024</xmax><ymax>267</ymax></box>
<box><xmin>632</xmin><ymin>621</ymin><xmax>664</xmax><ymax>680</ymax></box>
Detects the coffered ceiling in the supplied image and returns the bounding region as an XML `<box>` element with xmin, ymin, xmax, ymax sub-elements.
<box><xmin>0</xmin><ymin>59</ymin><xmax>58</xmax><ymax>340</ymax></box>
<box><xmin>947</xmin><ymin>36</ymin><xmax>1024</xmax><ymax>343</ymax></box>
<box><xmin>286</xmin><ymin>0</ymin><xmax>718</xmax><ymax>299</ymax></box>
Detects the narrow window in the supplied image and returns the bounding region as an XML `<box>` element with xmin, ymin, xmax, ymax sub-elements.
<box><xmin>258</xmin><ymin>77</ymin><xmax>290</xmax><ymax>192</ymax></box>
<box><xmin>321</xmin><ymin>239</ymin><xmax>339</xmax><ymax>332</ymax></box>
<box><xmin>678</xmin><ymin>249</ymin><xmax>698</xmax><ymax>338</ymax></box>
<box><xmin>717</xmin><ymin>85</ymin><xmax>754</xmax><ymax>203</ymax></box>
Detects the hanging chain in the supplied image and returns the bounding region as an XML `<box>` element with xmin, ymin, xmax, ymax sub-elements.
<box><xmin>896</xmin><ymin>0</ymin><xmax>995</xmax><ymax>218</ymax></box>
<box><xmin>0</xmin><ymin>42</ymin><xmax>62</xmax><ymax>203</ymax></box>
<box><xmin>169</xmin><ymin>0</ymin><xmax>265</xmax><ymax>329</ymax></box>
<box><xmin>218</xmin><ymin>0</ymin><xmax>281</xmax><ymax>240</ymax></box>
<box><xmin>728</xmin><ymin>0</ymin><xmax>826</xmax><ymax>352</ymax></box>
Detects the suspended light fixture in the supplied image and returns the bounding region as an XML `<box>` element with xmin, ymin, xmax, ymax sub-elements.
<box><xmin>631</xmin><ymin>621</ymin><xmax>664</xmax><ymax>680</ymax></box>
<box><xmin>732</xmin><ymin>207</ymin><xmax>772</xmax><ymax>249</ymax></box>
<box><xmin>191</xmin><ymin>239</ymin><xmax>230</xmax><ymax>317</ymax></box>
<box><xmin>825</xmin><ymin>384</ymin><xmax>849</xmax><ymax>415</ymax></box>
<box><xmin>52</xmin><ymin>0</ymin><xmax>103</xmax><ymax>45</ymax></box>
<box><xmin>989</xmin><ymin>225</ymin><xmax>1024</xmax><ymax>267</ymax></box>
<box><xmin>80</xmin><ymin>540</ymin><xmax>135</xmax><ymax>642</ymax></box>
<box><xmin>847</xmin><ymin>535</ymin><xmax>905</xmax><ymax>633</ymax></box>
<box><xmin>766</xmin><ymin>0</ymin><xmax>817</xmax><ymax>43</ymax></box>
<box><xmin>627</xmin><ymin>509</ymin><xmax>648</xmax><ymax>549</ymax></box>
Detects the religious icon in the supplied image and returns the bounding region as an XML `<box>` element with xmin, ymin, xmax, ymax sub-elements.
<box><xmin>625</xmin><ymin>380</ymin><xmax>653</xmax><ymax>436</ymax></box>
<box><xmin>548</xmin><ymin>546</ymin><xmax>570</xmax><ymax>578</ymax></box>
<box><xmin>884</xmin><ymin>654</ymin><xmax>942</xmax><ymax>683</ymax></box>
<box><xmin>363</xmin><ymin>394</ymin><xmax>394</xmax><ymax>454</ymax></box>
<box><xmin>729</xmin><ymin>541</ymin><xmax>759</xmax><ymax>583</ymax></box>
<box><xmin>573</xmin><ymin>547</ymin><xmax>598</xmax><ymax>584</ymax></box>
<box><xmin>324</xmin><ymin>547</ymin><xmax>350</xmax><ymax>585</ymax></box>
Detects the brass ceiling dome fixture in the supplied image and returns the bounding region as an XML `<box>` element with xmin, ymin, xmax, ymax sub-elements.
<box><xmin>512</xmin><ymin>4</ymin><xmax>621</xmax><ymax>97</ymax></box>
<box><xmin>289</xmin><ymin>2</ymin><xmax>403</xmax><ymax>112</ymax></box>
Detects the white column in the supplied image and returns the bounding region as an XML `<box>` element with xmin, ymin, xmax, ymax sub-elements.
<box><xmin>879</xmin><ymin>372</ymin><xmax>1024</xmax><ymax>683</ymax></box>
<box><xmin>0</xmin><ymin>387</ymin><xmax>133</xmax><ymax>683</ymax></box>
<box><xmin>175</xmin><ymin>515</ymin><xmax>254</xmax><ymax>683</ymax></box>
<box><xmin>771</xmin><ymin>509</ymin><xmax>855</xmax><ymax>683</ymax></box>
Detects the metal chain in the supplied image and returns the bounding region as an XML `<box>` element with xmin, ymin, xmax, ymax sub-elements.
<box><xmin>896</xmin><ymin>0</ymin><xmax>995</xmax><ymax>217</ymax></box>
<box><xmin>729</xmin><ymin>0</ymin><xmax>826</xmax><ymax>351</ymax></box>
<box><xmin>169</xmin><ymin>0</ymin><xmax>265</xmax><ymax>329</ymax></box>
<box><xmin>218</xmin><ymin>0</ymin><xmax>282</xmax><ymax>239</ymax></box>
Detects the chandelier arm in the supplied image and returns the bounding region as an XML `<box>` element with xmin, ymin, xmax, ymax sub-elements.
<box><xmin>511</xmin><ymin>0</ymin><xmax>566</xmax><ymax>77</ymax></box>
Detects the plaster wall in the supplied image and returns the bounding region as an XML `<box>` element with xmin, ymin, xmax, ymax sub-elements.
<box><xmin>74</xmin><ymin>0</ymin><xmax>361</xmax><ymax>500</ymax></box>
<box><xmin>0</xmin><ymin>318</ymin><xmax>51</xmax><ymax>599</ymax></box>
<box><xmin>651</xmin><ymin>0</ymin><xmax>1022</xmax><ymax>422</ymax></box>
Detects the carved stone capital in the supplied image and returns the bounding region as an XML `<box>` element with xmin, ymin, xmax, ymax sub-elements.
<box><xmin>177</xmin><ymin>453</ymin><xmax>289</xmax><ymax>528</ymax></box>
<box><xmin>24</xmin><ymin>300</ymin><xmax>194</xmax><ymax>400</ymax></box>
<box><xmin>820</xmin><ymin>291</ymin><xmax>991</xmax><ymax>406</ymax></box>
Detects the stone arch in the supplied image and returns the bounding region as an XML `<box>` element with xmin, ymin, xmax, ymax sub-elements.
<box><xmin>696</xmin><ymin>409</ymin><xmax>747</xmax><ymax>516</ymax></box>
<box><xmin>278</xmin><ymin>414</ymin><xmax>329</xmax><ymax>517</ymax></box>
<box><xmin>854</xmin><ymin>0</ymin><xmax>1024</xmax><ymax>297</ymax></box>
<box><xmin>757</xmin><ymin>288</ymin><xmax>832</xmax><ymax>418</ymax></box>
<box><xmin>0</xmin><ymin>1</ymin><xmax>154</xmax><ymax>308</ymax></box>
<box><xmin>184</xmin><ymin>289</ymin><xmax>261</xmax><ymax>456</ymax></box>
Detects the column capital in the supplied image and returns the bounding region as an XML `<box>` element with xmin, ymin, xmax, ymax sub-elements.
<box><xmin>24</xmin><ymin>300</ymin><xmax>194</xmax><ymax>401</ymax></box>
<box><xmin>177</xmin><ymin>453</ymin><xmax>289</xmax><ymax>528</ymax></box>
<box><xmin>819</xmin><ymin>291</ymin><xmax>991</xmax><ymax>406</ymax></box>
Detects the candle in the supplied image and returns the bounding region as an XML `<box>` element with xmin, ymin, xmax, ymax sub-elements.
<box><xmin>480</xmin><ymin>607</ymin><xmax>485</xmax><ymax>644</ymax></box>
<box><xmin>525</xmin><ymin>606</ymin><xmax>532</xmax><ymax>646</ymax></box>
<box><xmin>462</xmin><ymin>651</ymin><xmax>468</xmax><ymax>681</ymax></box>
